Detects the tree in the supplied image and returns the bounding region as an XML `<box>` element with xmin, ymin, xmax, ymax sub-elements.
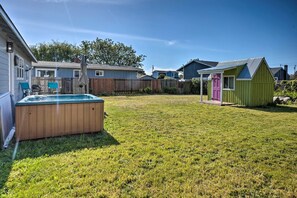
<box><xmin>31</xmin><ymin>38</ymin><xmax>146</xmax><ymax>68</ymax></box>
<box><xmin>30</xmin><ymin>41</ymin><xmax>80</xmax><ymax>62</ymax></box>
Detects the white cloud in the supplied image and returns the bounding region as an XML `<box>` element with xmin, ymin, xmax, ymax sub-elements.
<box><xmin>20</xmin><ymin>19</ymin><xmax>176</xmax><ymax>46</ymax></box>
<box><xmin>167</xmin><ymin>40</ymin><xmax>177</xmax><ymax>46</ymax></box>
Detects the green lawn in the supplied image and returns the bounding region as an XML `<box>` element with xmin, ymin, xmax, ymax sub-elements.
<box><xmin>1</xmin><ymin>95</ymin><xmax>297</xmax><ymax>197</ymax></box>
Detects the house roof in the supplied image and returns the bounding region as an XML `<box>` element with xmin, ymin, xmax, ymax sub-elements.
<box><xmin>138</xmin><ymin>75</ymin><xmax>156</xmax><ymax>79</ymax></box>
<box><xmin>269</xmin><ymin>67</ymin><xmax>282</xmax><ymax>75</ymax></box>
<box><xmin>0</xmin><ymin>5</ymin><xmax>37</xmax><ymax>62</ymax></box>
<box><xmin>177</xmin><ymin>59</ymin><xmax>218</xmax><ymax>71</ymax></box>
<box><xmin>32</xmin><ymin>61</ymin><xmax>144</xmax><ymax>72</ymax></box>
<box><xmin>153</xmin><ymin>70</ymin><xmax>178</xmax><ymax>73</ymax></box>
<box><xmin>198</xmin><ymin>57</ymin><xmax>272</xmax><ymax>80</ymax></box>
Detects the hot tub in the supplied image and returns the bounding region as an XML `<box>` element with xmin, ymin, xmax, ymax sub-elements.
<box><xmin>15</xmin><ymin>94</ymin><xmax>104</xmax><ymax>141</ymax></box>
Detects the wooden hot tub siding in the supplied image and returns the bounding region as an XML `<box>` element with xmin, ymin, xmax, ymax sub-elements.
<box><xmin>16</xmin><ymin>102</ymin><xmax>104</xmax><ymax>141</ymax></box>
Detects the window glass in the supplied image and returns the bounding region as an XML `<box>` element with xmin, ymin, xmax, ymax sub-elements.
<box><xmin>16</xmin><ymin>57</ymin><xmax>24</xmax><ymax>79</ymax></box>
<box><xmin>73</xmin><ymin>70</ymin><xmax>80</xmax><ymax>78</ymax></box>
<box><xmin>223</xmin><ymin>76</ymin><xmax>235</xmax><ymax>90</ymax></box>
<box><xmin>95</xmin><ymin>70</ymin><xmax>104</xmax><ymax>76</ymax></box>
<box><xmin>36</xmin><ymin>69</ymin><xmax>55</xmax><ymax>77</ymax></box>
<box><xmin>223</xmin><ymin>77</ymin><xmax>228</xmax><ymax>88</ymax></box>
<box><xmin>229</xmin><ymin>77</ymin><xmax>234</xmax><ymax>89</ymax></box>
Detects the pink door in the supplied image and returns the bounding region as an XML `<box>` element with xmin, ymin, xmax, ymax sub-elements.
<box><xmin>212</xmin><ymin>74</ymin><xmax>221</xmax><ymax>101</ymax></box>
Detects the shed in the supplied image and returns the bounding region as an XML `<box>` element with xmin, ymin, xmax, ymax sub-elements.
<box><xmin>198</xmin><ymin>57</ymin><xmax>274</xmax><ymax>106</ymax></box>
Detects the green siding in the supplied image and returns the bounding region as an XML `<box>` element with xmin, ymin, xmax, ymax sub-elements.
<box><xmin>223</xmin><ymin>80</ymin><xmax>251</xmax><ymax>106</ymax></box>
<box><xmin>207</xmin><ymin>60</ymin><xmax>274</xmax><ymax>106</ymax></box>
<box><xmin>250</xmin><ymin>61</ymin><xmax>274</xmax><ymax>106</ymax></box>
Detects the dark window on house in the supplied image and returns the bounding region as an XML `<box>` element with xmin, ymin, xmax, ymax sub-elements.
<box><xmin>223</xmin><ymin>76</ymin><xmax>235</xmax><ymax>90</ymax></box>
<box><xmin>73</xmin><ymin>70</ymin><xmax>81</xmax><ymax>78</ymax></box>
<box><xmin>95</xmin><ymin>70</ymin><xmax>104</xmax><ymax>76</ymax></box>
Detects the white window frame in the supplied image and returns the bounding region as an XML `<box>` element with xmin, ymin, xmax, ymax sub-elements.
<box><xmin>16</xmin><ymin>56</ymin><xmax>24</xmax><ymax>80</ymax></box>
<box><xmin>35</xmin><ymin>68</ymin><xmax>57</xmax><ymax>77</ymax></box>
<box><xmin>223</xmin><ymin>75</ymin><xmax>235</xmax><ymax>90</ymax></box>
<box><xmin>73</xmin><ymin>69</ymin><xmax>81</xmax><ymax>78</ymax></box>
<box><xmin>95</xmin><ymin>70</ymin><xmax>104</xmax><ymax>77</ymax></box>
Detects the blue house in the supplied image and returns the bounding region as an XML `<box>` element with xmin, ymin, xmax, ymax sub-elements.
<box><xmin>152</xmin><ymin>70</ymin><xmax>179</xmax><ymax>79</ymax></box>
<box><xmin>32</xmin><ymin>61</ymin><xmax>144</xmax><ymax>79</ymax></box>
<box><xmin>177</xmin><ymin>59</ymin><xmax>218</xmax><ymax>80</ymax></box>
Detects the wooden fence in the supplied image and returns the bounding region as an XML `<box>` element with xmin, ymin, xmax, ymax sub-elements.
<box><xmin>31</xmin><ymin>77</ymin><xmax>193</xmax><ymax>95</ymax></box>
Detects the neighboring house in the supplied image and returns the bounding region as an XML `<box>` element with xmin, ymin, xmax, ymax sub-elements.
<box><xmin>0</xmin><ymin>5</ymin><xmax>37</xmax><ymax>102</ymax></box>
<box><xmin>198</xmin><ymin>57</ymin><xmax>274</xmax><ymax>106</ymax></box>
<box><xmin>269</xmin><ymin>65</ymin><xmax>289</xmax><ymax>81</ymax></box>
<box><xmin>32</xmin><ymin>61</ymin><xmax>144</xmax><ymax>79</ymax></box>
<box><xmin>138</xmin><ymin>75</ymin><xmax>156</xmax><ymax>80</ymax></box>
<box><xmin>177</xmin><ymin>59</ymin><xmax>218</xmax><ymax>80</ymax></box>
<box><xmin>152</xmin><ymin>70</ymin><xmax>179</xmax><ymax>79</ymax></box>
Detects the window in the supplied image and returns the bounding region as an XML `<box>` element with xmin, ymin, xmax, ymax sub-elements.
<box><xmin>223</xmin><ymin>76</ymin><xmax>235</xmax><ymax>90</ymax></box>
<box><xmin>95</xmin><ymin>70</ymin><xmax>104</xmax><ymax>77</ymax></box>
<box><xmin>36</xmin><ymin>69</ymin><xmax>56</xmax><ymax>77</ymax></box>
<box><xmin>73</xmin><ymin>70</ymin><xmax>81</xmax><ymax>78</ymax></box>
<box><xmin>16</xmin><ymin>57</ymin><xmax>24</xmax><ymax>79</ymax></box>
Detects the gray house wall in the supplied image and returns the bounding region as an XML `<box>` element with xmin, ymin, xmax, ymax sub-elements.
<box><xmin>32</xmin><ymin>67</ymin><xmax>139</xmax><ymax>79</ymax></box>
<box><xmin>181</xmin><ymin>62</ymin><xmax>211</xmax><ymax>79</ymax></box>
<box><xmin>0</xmin><ymin>34</ymin><xmax>9</xmax><ymax>94</ymax></box>
<box><xmin>13</xmin><ymin>48</ymin><xmax>33</xmax><ymax>101</ymax></box>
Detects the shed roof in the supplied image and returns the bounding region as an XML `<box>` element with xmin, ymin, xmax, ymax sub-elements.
<box><xmin>198</xmin><ymin>57</ymin><xmax>269</xmax><ymax>80</ymax></box>
<box><xmin>177</xmin><ymin>59</ymin><xmax>218</xmax><ymax>71</ymax></box>
<box><xmin>32</xmin><ymin>61</ymin><xmax>144</xmax><ymax>72</ymax></box>
<box><xmin>0</xmin><ymin>5</ymin><xmax>37</xmax><ymax>62</ymax></box>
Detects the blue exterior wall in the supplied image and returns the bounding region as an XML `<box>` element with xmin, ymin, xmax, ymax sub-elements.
<box><xmin>180</xmin><ymin>62</ymin><xmax>212</xmax><ymax>79</ymax></box>
<box><xmin>32</xmin><ymin>68</ymin><xmax>139</xmax><ymax>79</ymax></box>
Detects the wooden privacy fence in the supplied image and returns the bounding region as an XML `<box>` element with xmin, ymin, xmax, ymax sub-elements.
<box><xmin>32</xmin><ymin>77</ymin><xmax>193</xmax><ymax>95</ymax></box>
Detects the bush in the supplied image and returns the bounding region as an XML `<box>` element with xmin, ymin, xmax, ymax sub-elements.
<box><xmin>274</xmin><ymin>80</ymin><xmax>297</xmax><ymax>101</ymax></box>
<box><xmin>190</xmin><ymin>78</ymin><xmax>208</xmax><ymax>94</ymax></box>
<box><xmin>143</xmin><ymin>87</ymin><xmax>152</xmax><ymax>94</ymax></box>
<box><xmin>163</xmin><ymin>87</ymin><xmax>177</xmax><ymax>94</ymax></box>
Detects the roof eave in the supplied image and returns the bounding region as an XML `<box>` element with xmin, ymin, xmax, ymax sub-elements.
<box><xmin>197</xmin><ymin>66</ymin><xmax>237</xmax><ymax>74</ymax></box>
<box><xmin>0</xmin><ymin>5</ymin><xmax>37</xmax><ymax>62</ymax></box>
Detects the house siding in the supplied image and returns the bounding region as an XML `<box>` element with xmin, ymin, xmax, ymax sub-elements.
<box><xmin>13</xmin><ymin>47</ymin><xmax>34</xmax><ymax>102</ymax></box>
<box><xmin>183</xmin><ymin>62</ymin><xmax>211</xmax><ymax>79</ymax></box>
<box><xmin>222</xmin><ymin>67</ymin><xmax>252</xmax><ymax>106</ymax></box>
<box><xmin>32</xmin><ymin>67</ymin><xmax>139</xmax><ymax>79</ymax></box>
<box><xmin>0</xmin><ymin>34</ymin><xmax>9</xmax><ymax>93</ymax></box>
<box><xmin>250</xmin><ymin>61</ymin><xmax>274</xmax><ymax>106</ymax></box>
<box><xmin>223</xmin><ymin>81</ymin><xmax>252</xmax><ymax>106</ymax></box>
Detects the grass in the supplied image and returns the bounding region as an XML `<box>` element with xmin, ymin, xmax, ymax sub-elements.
<box><xmin>1</xmin><ymin>95</ymin><xmax>297</xmax><ymax>197</ymax></box>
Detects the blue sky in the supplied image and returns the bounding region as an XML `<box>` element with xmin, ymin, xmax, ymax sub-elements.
<box><xmin>2</xmin><ymin>0</ymin><xmax>297</xmax><ymax>74</ymax></box>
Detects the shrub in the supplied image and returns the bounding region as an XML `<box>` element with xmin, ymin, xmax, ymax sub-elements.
<box><xmin>163</xmin><ymin>87</ymin><xmax>177</xmax><ymax>94</ymax></box>
<box><xmin>190</xmin><ymin>78</ymin><xmax>208</xmax><ymax>94</ymax></box>
<box><xmin>143</xmin><ymin>87</ymin><xmax>152</xmax><ymax>94</ymax></box>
